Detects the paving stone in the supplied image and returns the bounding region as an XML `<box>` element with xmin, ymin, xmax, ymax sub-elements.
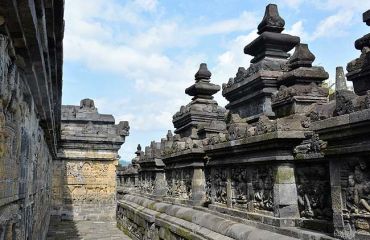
<box><xmin>47</xmin><ymin>220</ymin><xmax>131</xmax><ymax>240</ymax></box>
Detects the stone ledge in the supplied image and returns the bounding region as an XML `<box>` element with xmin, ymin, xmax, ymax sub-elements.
<box><xmin>193</xmin><ymin>206</ymin><xmax>336</xmax><ymax>240</ymax></box>
<box><xmin>118</xmin><ymin>194</ymin><xmax>300</xmax><ymax>240</ymax></box>
<box><xmin>208</xmin><ymin>203</ymin><xmax>295</xmax><ymax>227</ymax></box>
<box><xmin>204</xmin><ymin>130</ymin><xmax>306</xmax><ymax>152</ymax></box>
<box><xmin>311</xmin><ymin>109</ymin><xmax>370</xmax><ymax>131</ymax></box>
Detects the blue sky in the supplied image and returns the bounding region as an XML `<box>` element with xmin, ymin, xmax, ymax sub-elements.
<box><xmin>62</xmin><ymin>0</ymin><xmax>370</xmax><ymax>162</ymax></box>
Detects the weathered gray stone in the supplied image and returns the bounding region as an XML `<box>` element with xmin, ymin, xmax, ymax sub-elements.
<box><xmin>173</xmin><ymin>63</ymin><xmax>226</xmax><ymax>138</ymax></box>
<box><xmin>0</xmin><ymin>1</ymin><xmax>63</xmax><ymax>239</ymax></box>
<box><xmin>5</xmin><ymin>1</ymin><xmax>370</xmax><ymax>239</ymax></box>
<box><xmin>347</xmin><ymin>15</ymin><xmax>370</xmax><ymax>96</ymax></box>
<box><xmin>336</xmin><ymin>66</ymin><xmax>348</xmax><ymax>91</ymax></box>
<box><xmin>52</xmin><ymin>99</ymin><xmax>129</xmax><ymax>221</ymax></box>
<box><xmin>272</xmin><ymin>43</ymin><xmax>329</xmax><ymax>117</ymax></box>
<box><xmin>119</xmin><ymin>6</ymin><xmax>370</xmax><ymax>239</ymax></box>
<box><xmin>364</xmin><ymin>10</ymin><xmax>370</xmax><ymax>26</ymax></box>
<box><xmin>119</xmin><ymin>194</ymin><xmax>302</xmax><ymax>240</ymax></box>
<box><xmin>223</xmin><ymin>4</ymin><xmax>300</xmax><ymax>121</ymax></box>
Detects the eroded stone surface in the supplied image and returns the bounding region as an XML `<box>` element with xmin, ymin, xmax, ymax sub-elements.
<box><xmin>0</xmin><ymin>1</ymin><xmax>64</xmax><ymax>239</ymax></box>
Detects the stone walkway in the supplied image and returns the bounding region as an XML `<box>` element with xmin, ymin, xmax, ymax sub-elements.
<box><xmin>47</xmin><ymin>220</ymin><xmax>131</xmax><ymax>240</ymax></box>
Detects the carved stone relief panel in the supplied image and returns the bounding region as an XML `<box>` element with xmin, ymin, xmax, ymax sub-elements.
<box><xmin>61</xmin><ymin>160</ymin><xmax>117</xmax><ymax>204</ymax></box>
<box><xmin>182</xmin><ymin>168</ymin><xmax>193</xmax><ymax>199</ymax></box>
<box><xmin>0</xmin><ymin>34</ymin><xmax>53</xmax><ymax>240</ymax></box>
<box><xmin>252</xmin><ymin>165</ymin><xmax>274</xmax><ymax>212</ymax></box>
<box><xmin>296</xmin><ymin>164</ymin><xmax>332</xmax><ymax>220</ymax></box>
<box><xmin>211</xmin><ymin>168</ymin><xmax>228</xmax><ymax>205</ymax></box>
<box><xmin>140</xmin><ymin>172</ymin><xmax>155</xmax><ymax>194</ymax></box>
<box><xmin>165</xmin><ymin>168</ymin><xmax>192</xmax><ymax>200</ymax></box>
<box><xmin>342</xmin><ymin>159</ymin><xmax>370</xmax><ymax>234</ymax></box>
<box><xmin>205</xmin><ymin>169</ymin><xmax>212</xmax><ymax>203</ymax></box>
<box><xmin>231</xmin><ymin>167</ymin><xmax>249</xmax><ymax>207</ymax></box>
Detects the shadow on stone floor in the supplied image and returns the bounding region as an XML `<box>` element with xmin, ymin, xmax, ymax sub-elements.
<box><xmin>47</xmin><ymin>218</ymin><xmax>82</xmax><ymax>240</ymax></box>
<box><xmin>47</xmin><ymin>218</ymin><xmax>131</xmax><ymax>240</ymax></box>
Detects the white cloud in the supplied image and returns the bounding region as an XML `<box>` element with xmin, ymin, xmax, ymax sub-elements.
<box><xmin>310</xmin><ymin>10</ymin><xmax>354</xmax><ymax>40</ymax></box>
<box><xmin>212</xmin><ymin>31</ymin><xmax>257</xmax><ymax>106</ymax></box>
<box><xmin>311</xmin><ymin>0</ymin><xmax>370</xmax><ymax>12</ymax></box>
<box><xmin>194</xmin><ymin>11</ymin><xmax>258</xmax><ymax>36</ymax></box>
<box><xmin>117</xmin><ymin>111</ymin><xmax>173</xmax><ymax>131</ymax></box>
<box><xmin>278</xmin><ymin>0</ymin><xmax>304</xmax><ymax>9</ymax></box>
<box><xmin>135</xmin><ymin>0</ymin><xmax>158</xmax><ymax>12</ymax></box>
<box><xmin>286</xmin><ymin>21</ymin><xmax>307</xmax><ymax>40</ymax></box>
<box><xmin>64</xmin><ymin>0</ymin><xmax>260</xmax><ymax>110</ymax></box>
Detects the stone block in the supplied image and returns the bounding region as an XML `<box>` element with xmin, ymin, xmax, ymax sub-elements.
<box><xmin>273</xmin><ymin>184</ymin><xmax>298</xmax><ymax>205</ymax></box>
<box><xmin>274</xmin><ymin>165</ymin><xmax>295</xmax><ymax>184</ymax></box>
<box><xmin>330</xmin><ymin>186</ymin><xmax>343</xmax><ymax>213</ymax></box>
<box><xmin>276</xmin><ymin>205</ymin><xmax>300</xmax><ymax>219</ymax></box>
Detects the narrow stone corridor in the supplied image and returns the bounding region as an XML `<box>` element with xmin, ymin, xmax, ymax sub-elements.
<box><xmin>47</xmin><ymin>219</ymin><xmax>131</xmax><ymax>240</ymax></box>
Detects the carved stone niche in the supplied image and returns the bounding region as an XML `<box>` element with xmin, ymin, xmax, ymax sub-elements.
<box><xmin>230</xmin><ymin>167</ymin><xmax>252</xmax><ymax>210</ymax></box>
<box><xmin>210</xmin><ymin>167</ymin><xmax>228</xmax><ymax>206</ymax></box>
<box><xmin>164</xmin><ymin>167</ymin><xmax>195</xmax><ymax>203</ymax></box>
<box><xmin>162</xmin><ymin>135</ymin><xmax>207</xmax><ymax>205</ymax></box>
<box><xmin>341</xmin><ymin>159</ymin><xmax>370</xmax><ymax>236</ymax></box>
<box><xmin>251</xmin><ymin>165</ymin><xmax>274</xmax><ymax>214</ymax></box>
<box><xmin>295</xmin><ymin>164</ymin><xmax>333</xmax><ymax>232</ymax></box>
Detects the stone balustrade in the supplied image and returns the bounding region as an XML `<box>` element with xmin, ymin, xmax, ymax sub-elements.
<box><xmin>117</xmin><ymin>4</ymin><xmax>370</xmax><ymax>240</ymax></box>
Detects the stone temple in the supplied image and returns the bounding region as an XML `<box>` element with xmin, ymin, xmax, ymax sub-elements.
<box><xmin>2</xmin><ymin>1</ymin><xmax>370</xmax><ymax>240</ymax></box>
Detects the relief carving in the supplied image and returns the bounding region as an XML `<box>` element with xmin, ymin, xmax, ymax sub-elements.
<box><xmin>345</xmin><ymin>161</ymin><xmax>370</xmax><ymax>214</ymax></box>
<box><xmin>296</xmin><ymin>165</ymin><xmax>332</xmax><ymax>220</ymax></box>
<box><xmin>231</xmin><ymin>168</ymin><xmax>248</xmax><ymax>205</ymax></box>
<box><xmin>213</xmin><ymin>168</ymin><xmax>227</xmax><ymax>204</ymax></box>
<box><xmin>294</xmin><ymin>132</ymin><xmax>327</xmax><ymax>156</ymax></box>
<box><xmin>165</xmin><ymin>169</ymin><xmax>192</xmax><ymax>199</ymax></box>
<box><xmin>343</xmin><ymin>160</ymin><xmax>370</xmax><ymax>234</ymax></box>
<box><xmin>253</xmin><ymin>166</ymin><xmax>273</xmax><ymax>211</ymax></box>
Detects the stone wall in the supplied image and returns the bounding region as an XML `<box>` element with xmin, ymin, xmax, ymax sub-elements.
<box><xmin>0</xmin><ymin>0</ymin><xmax>64</xmax><ymax>239</ymax></box>
<box><xmin>52</xmin><ymin>99</ymin><xmax>129</xmax><ymax>221</ymax></box>
<box><xmin>0</xmin><ymin>66</ymin><xmax>53</xmax><ymax>239</ymax></box>
<box><xmin>118</xmin><ymin>5</ymin><xmax>370</xmax><ymax>240</ymax></box>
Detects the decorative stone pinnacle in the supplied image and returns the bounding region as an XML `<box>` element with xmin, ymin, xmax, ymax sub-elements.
<box><xmin>257</xmin><ymin>4</ymin><xmax>285</xmax><ymax>34</ymax></box>
<box><xmin>195</xmin><ymin>63</ymin><xmax>211</xmax><ymax>82</ymax></box>
<box><xmin>347</xmin><ymin>10</ymin><xmax>370</xmax><ymax>95</ymax></box>
<box><xmin>80</xmin><ymin>98</ymin><xmax>96</xmax><ymax>109</ymax></box>
<box><xmin>185</xmin><ymin>63</ymin><xmax>220</xmax><ymax>99</ymax></box>
<box><xmin>288</xmin><ymin>43</ymin><xmax>315</xmax><ymax>69</ymax></box>
<box><xmin>135</xmin><ymin>144</ymin><xmax>142</xmax><ymax>156</ymax></box>
<box><xmin>166</xmin><ymin>130</ymin><xmax>173</xmax><ymax>140</ymax></box>
<box><xmin>354</xmin><ymin>10</ymin><xmax>370</xmax><ymax>50</ymax></box>
<box><xmin>336</xmin><ymin>66</ymin><xmax>348</xmax><ymax>91</ymax></box>
<box><xmin>364</xmin><ymin>10</ymin><xmax>370</xmax><ymax>26</ymax></box>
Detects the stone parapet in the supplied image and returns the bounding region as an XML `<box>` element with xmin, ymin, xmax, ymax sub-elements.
<box><xmin>117</xmin><ymin>194</ymin><xmax>335</xmax><ymax>240</ymax></box>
